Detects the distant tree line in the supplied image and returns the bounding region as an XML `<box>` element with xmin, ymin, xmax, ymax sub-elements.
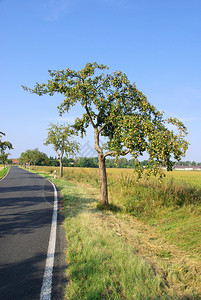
<box><xmin>175</xmin><ymin>160</ymin><xmax>201</xmax><ymax>166</ymax></box>
<box><xmin>16</xmin><ymin>149</ymin><xmax>201</xmax><ymax>169</ymax></box>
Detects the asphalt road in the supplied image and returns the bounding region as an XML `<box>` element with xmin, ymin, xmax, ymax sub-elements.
<box><xmin>0</xmin><ymin>167</ymin><xmax>66</xmax><ymax>300</ymax></box>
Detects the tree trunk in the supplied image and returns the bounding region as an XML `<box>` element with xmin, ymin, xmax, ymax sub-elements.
<box><xmin>98</xmin><ymin>154</ymin><xmax>109</xmax><ymax>205</ymax></box>
<box><xmin>59</xmin><ymin>157</ymin><xmax>63</xmax><ymax>177</ymax></box>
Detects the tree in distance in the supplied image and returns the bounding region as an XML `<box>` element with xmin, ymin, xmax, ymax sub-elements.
<box><xmin>0</xmin><ymin>132</ymin><xmax>13</xmax><ymax>167</ymax></box>
<box><xmin>44</xmin><ymin>123</ymin><xmax>80</xmax><ymax>177</ymax></box>
<box><xmin>20</xmin><ymin>148</ymin><xmax>47</xmax><ymax>169</ymax></box>
<box><xmin>22</xmin><ymin>62</ymin><xmax>189</xmax><ymax>206</ymax></box>
<box><xmin>20</xmin><ymin>150</ymin><xmax>31</xmax><ymax>169</ymax></box>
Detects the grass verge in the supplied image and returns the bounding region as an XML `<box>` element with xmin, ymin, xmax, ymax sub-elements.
<box><xmin>33</xmin><ymin>170</ymin><xmax>201</xmax><ymax>299</ymax></box>
<box><xmin>34</xmin><ymin>166</ymin><xmax>201</xmax><ymax>261</ymax></box>
<box><xmin>0</xmin><ymin>166</ymin><xmax>10</xmax><ymax>180</ymax></box>
<box><xmin>59</xmin><ymin>182</ymin><xmax>166</xmax><ymax>299</ymax></box>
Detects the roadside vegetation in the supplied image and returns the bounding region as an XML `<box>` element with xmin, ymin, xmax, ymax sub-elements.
<box><xmin>56</xmin><ymin>179</ymin><xmax>167</xmax><ymax>299</ymax></box>
<box><xmin>33</xmin><ymin>166</ymin><xmax>201</xmax><ymax>299</ymax></box>
<box><xmin>0</xmin><ymin>166</ymin><xmax>10</xmax><ymax>180</ymax></box>
<box><xmin>0</xmin><ymin>131</ymin><xmax>13</xmax><ymax>167</ymax></box>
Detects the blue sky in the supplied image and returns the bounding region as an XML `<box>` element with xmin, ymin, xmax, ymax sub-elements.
<box><xmin>1</xmin><ymin>0</ymin><xmax>201</xmax><ymax>161</ymax></box>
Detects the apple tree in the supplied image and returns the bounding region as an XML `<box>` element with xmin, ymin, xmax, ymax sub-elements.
<box><xmin>22</xmin><ymin>63</ymin><xmax>189</xmax><ymax>205</ymax></box>
<box><xmin>44</xmin><ymin>123</ymin><xmax>80</xmax><ymax>177</ymax></box>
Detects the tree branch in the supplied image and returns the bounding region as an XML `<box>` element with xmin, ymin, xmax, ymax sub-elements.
<box><xmin>120</xmin><ymin>149</ymin><xmax>131</xmax><ymax>156</ymax></box>
<box><xmin>94</xmin><ymin>129</ymin><xmax>102</xmax><ymax>154</ymax></box>
<box><xmin>103</xmin><ymin>149</ymin><xmax>130</xmax><ymax>159</ymax></box>
<box><xmin>103</xmin><ymin>151</ymin><xmax>115</xmax><ymax>158</ymax></box>
<box><xmin>85</xmin><ymin>104</ymin><xmax>96</xmax><ymax>129</ymax></box>
<box><xmin>98</xmin><ymin>121</ymin><xmax>110</xmax><ymax>134</ymax></box>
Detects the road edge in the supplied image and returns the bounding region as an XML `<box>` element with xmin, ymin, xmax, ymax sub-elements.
<box><xmin>40</xmin><ymin>178</ymin><xmax>58</xmax><ymax>300</ymax></box>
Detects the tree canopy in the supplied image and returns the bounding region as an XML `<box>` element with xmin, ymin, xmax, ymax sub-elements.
<box><xmin>20</xmin><ymin>149</ymin><xmax>36</xmax><ymax>168</ymax></box>
<box><xmin>19</xmin><ymin>149</ymin><xmax>53</xmax><ymax>167</ymax></box>
<box><xmin>44</xmin><ymin>123</ymin><xmax>80</xmax><ymax>177</ymax></box>
<box><xmin>22</xmin><ymin>62</ymin><xmax>189</xmax><ymax>204</ymax></box>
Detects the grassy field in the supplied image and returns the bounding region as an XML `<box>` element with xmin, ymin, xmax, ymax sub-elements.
<box><xmin>33</xmin><ymin>166</ymin><xmax>201</xmax><ymax>299</ymax></box>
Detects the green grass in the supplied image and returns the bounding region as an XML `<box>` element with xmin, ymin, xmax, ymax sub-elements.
<box><xmin>34</xmin><ymin>166</ymin><xmax>201</xmax><ymax>259</ymax></box>
<box><xmin>152</xmin><ymin>205</ymin><xmax>201</xmax><ymax>257</ymax></box>
<box><xmin>52</xmin><ymin>178</ymin><xmax>171</xmax><ymax>299</ymax></box>
<box><xmin>32</xmin><ymin>167</ymin><xmax>201</xmax><ymax>298</ymax></box>
<box><xmin>0</xmin><ymin>166</ymin><xmax>10</xmax><ymax>180</ymax></box>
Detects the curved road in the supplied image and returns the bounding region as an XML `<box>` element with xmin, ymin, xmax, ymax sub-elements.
<box><xmin>0</xmin><ymin>167</ymin><xmax>66</xmax><ymax>300</ymax></box>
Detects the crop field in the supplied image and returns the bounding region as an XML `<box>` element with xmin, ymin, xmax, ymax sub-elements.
<box><xmin>33</xmin><ymin>166</ymin><xmax>201</xmax><ymax>298</ymax></box>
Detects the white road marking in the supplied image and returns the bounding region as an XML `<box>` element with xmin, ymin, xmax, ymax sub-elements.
<box><xmin>40</xmin><ymin>179</ymin><xmax>58</xmax><ymax>300</ymax></box>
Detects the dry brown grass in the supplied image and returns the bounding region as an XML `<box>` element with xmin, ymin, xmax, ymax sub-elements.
<box><xmin>84</xmin><ymin>184</ymin><xmax>201</xmax><ymax>297</ymax></box>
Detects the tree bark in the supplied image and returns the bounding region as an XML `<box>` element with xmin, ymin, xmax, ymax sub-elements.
<box><xmin>98</xmin><ymin>154</ymin><xmax>109</xmax><ymax>205</ymax></box>
<box><xmin>59</xmin><ymin>156</ymin><xmax>63</xmax><ymax>177</ymax></box>
<box><xmin>94</xmin><ymin>128</ymin><xmax>109</xmax><ymax>205</ymax></box>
